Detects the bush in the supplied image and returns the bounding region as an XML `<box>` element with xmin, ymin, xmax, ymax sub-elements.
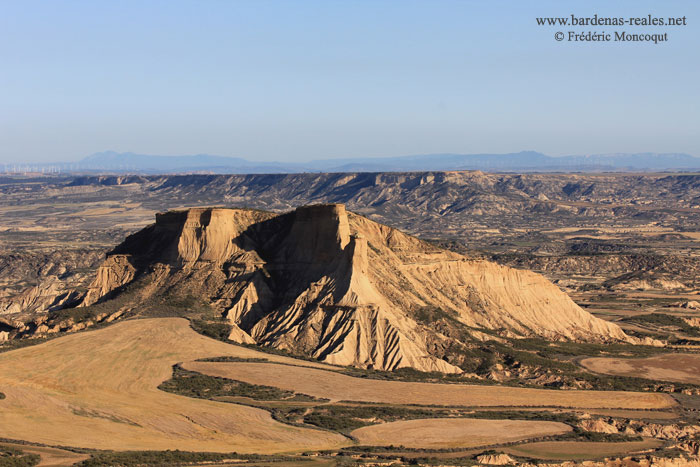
<box><xmin>189</xmin><ymin>319</ymin><xmax>231</xmax><ymax>342</ymax></box>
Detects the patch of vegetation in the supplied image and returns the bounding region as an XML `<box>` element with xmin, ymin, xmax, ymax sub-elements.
<box><xmin>340</xmin><ymin>364</ymin><xmax>475</xmax><ymax>384</ymax></box>
<box><xmin>76</xmin><ymin>449</ymin><xmax>293</xmax><ymax>467</ymax></box>
<box><xmin>188</xmin><ymin>318</ymin><xmax>231</xmax><ymax>342</ymax></box>
<box><xmin>294</xmin><ymin>405</ymin><xmax>440</xmax><ymax>432</ymax></box>
<box><xmin>467</xmin><ymin>410</ymin><xmax>579</xmax><ymax>424</ymax></box>
<box><xmin>491</xmin><ymin>342</ymin><xmax>577</xmax><ymax>372</ymax></box>
<box><xmin>414</xmin><ymin>306</ymin><xmax>459</xmax><ymax>325</ymax></box>
<box><xmin>144</xmin><ymin>294</ymin><xmax>215</xmax><ymax>318</ymax></box>
<box><xmin>561</xmin><ymin>428</ymin><xmax>643</xmax><ymax>443</ymax></box>
<box><xmin>158</xmin><ymin>365</ymin><xmax>323</xmax><ymax>402</ymax></box>
<box><xmin>0</xmin><ymin>337</ymin><xmax>51</xmax><ymax>355</ymax></box>
<box><xmin>0</xmin><ymin>446</ymin><xmax>40</xmax><ymax>467</ymax></box>
<box><xmin>299</xmin><ymin>410</ymin><xmax>374</xmax><ymax>432</ymax></box>
<box><xmin>622</xmin><ymin>313</ymin><xmax>700</xmax><ymax>338</ymax></box>
<box><xmin>338</xmin><ymin>447</ymin><xmax>481</xmax><ymax>466</ymax></box>
<box><xmin>510</xmin><ymin>336</ymin><xmax>665</xmax><ymax>359</ymax></box>
<box><xmin>0</xmin><ymin>392</ymin><xmax>5</xmax><ymax>400</ymax></box>
<box><xmin>49</xmin><ymin>305</ymin><xmax>105</xmax><ymax>326</ymax></box>
<box><xmin>196</xmin><ymin>356</ymin><xmax>269</xmax><ymax>363</ymax></box>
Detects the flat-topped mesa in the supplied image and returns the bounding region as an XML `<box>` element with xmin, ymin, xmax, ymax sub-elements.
<box><xmin>78</xmin><ymin>204</ymin><xmax>636</xmax><ymax>373</ymax></box>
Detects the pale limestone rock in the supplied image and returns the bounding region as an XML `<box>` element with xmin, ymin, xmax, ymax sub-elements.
<box><xmin>475</xmin><ymin>453</ymin><xmax>517</xmax><ymax>465</ymax></box>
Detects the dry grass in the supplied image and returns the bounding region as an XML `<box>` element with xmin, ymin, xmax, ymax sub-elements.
<box><xmin>350</xmin><ymin>418</ymin><xmax>571</xmax><ymax>449</ymax></box>
<box><xmin>503</xmin><ymin>439</ymin><xmax>663</xmax><ymax>460</ymax></box>
<box><xmin>581</xmin><ymin>353</ymin><xmax>700</xmax><ymax>385</ymax></box>
<box><xmin>183</xmin><ymin>361</ymin><xmax>675</xmax><ymax>409</ymax></box>
<box><xmin>0</xmin><ymin>318</ymin><xmax>346</xmax><ymax>453</ymax></box>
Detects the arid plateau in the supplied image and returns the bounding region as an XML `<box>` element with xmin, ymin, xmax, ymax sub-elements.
<box><xmin>3</xmin><ymin>173</ymin><xmax>700</xmax><ymax>466</ymax></box>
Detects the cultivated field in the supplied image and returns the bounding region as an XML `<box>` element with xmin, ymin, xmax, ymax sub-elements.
<box><xmin>350</xmin><ymin>418</ymin><xmax>571</xmax><ymax>449</ymax></box>
<box><xmin>183</xmin><ymin>361</ymin><xmax>676</xmax><ymax>409</ymax></box>
<box><xmin>0</xmin><ymin>318</ymin><xmax>346</xmax><ymax>453</ymax></box>
<box><xmin>0</xmin><ymin>316</ymin><xmax>685</xmax><ymax>461</ymax></box>
<box><xmin>580</xmin><ymin>353</ymin><xmax>700</xmax><ymax>385</ymax></box>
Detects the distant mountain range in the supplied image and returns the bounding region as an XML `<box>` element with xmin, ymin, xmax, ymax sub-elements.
<box><xmin>5</xmin><ymin>150</ymin><xmax>700</xmax><ymax>174</ymax></box>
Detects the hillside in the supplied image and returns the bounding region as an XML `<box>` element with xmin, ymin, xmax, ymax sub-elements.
<box><xmin>79</xmin><ymin>204</ymin><xmax>631</xmax><ymax>373</ymax></box>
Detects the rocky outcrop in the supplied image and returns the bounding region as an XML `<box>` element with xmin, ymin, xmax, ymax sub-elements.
<box><xmin>78</xmin><ymin>204</ymin><xmax>633</xmax><ymax>372</ymax></box>
<box><xmin>579</xmin><ymin>417</ymin><xmax>700</xmax><ymax>441</ymax></box>
<box><xmin>82</xmin><ymin>255</ymin><xmax>137</xmax><ymax>306</ymax></box>
<box><xmin>476</xmin><ymin>453</ymin><xmax>517</xmax><ymax>465</ymax></box>
<box><xmin>0</xmin><ymin>249</ymin><xmax>103</xmax><ymax>317</ymax></box>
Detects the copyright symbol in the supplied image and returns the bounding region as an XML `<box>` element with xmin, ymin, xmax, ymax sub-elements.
<box><xmin>555</xmin><ymin>31</ymin><xmax>564</xmax><ymax>41</ymax></box>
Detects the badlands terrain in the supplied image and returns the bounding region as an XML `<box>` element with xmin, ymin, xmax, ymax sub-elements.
<box><xmin>2</xmin><ymin>172</ymin><xmax>700</xmax><ymax>466</ymax></box>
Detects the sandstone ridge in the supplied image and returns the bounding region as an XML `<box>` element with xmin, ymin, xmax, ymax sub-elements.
<box><xmin>81</xmin><ymin>204</ymin><xmax>630</xmax><ymax>372</ymax></box>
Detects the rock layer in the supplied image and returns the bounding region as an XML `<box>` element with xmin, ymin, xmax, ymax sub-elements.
<box><xmin>80</xmin><ymin>204</ymin><xmax>630</xmax><ymax>372</ymax></box>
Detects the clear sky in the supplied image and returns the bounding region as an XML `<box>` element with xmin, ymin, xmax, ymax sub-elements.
<box><xmin>1</xmin><ymin>0</ymin><xmax>698</xmax><ymax>164</ymax></box>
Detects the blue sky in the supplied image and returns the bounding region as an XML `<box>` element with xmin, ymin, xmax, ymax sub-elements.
<box><xmin>1</xmin><ymin>0</ymin><xmax>698</xmax><ymax>163</ymax></box>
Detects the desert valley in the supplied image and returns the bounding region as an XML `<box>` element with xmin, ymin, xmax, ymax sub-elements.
<box><xmin>2</xmin><ymin>172</ymin><xmax>700</xmax><ymax>466</ymax></box>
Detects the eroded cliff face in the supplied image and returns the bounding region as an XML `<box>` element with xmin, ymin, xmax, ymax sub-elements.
<box><xmin>79</xmin><ymin>204</ymin><xmax>631</xmax><ymax>372</ymax></box>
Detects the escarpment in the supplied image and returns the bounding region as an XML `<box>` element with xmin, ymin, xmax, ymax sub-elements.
<box><xmin>79</xmin><ymin>204</ymin><xmax>631</xmax><ymax>372</ymax></box>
